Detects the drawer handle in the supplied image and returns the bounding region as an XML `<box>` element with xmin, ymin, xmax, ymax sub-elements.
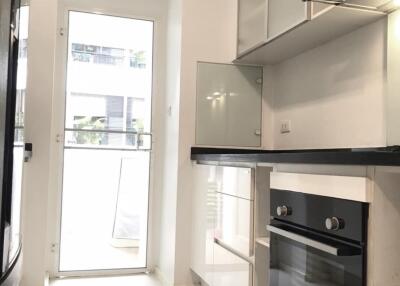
<box><xmin>213</xmin><ymin>238</ymin><xmax>254</xmax><ymax>264</ymax></box>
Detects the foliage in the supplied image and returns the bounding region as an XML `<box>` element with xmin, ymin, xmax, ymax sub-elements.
<box><xmin>73</xmin><ymin>116</ymin><xmax>107</xmax><ymax>145</ymax></box>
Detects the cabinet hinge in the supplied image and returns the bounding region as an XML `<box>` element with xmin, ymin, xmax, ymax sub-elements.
<box><xmin>56</xmin><ymin>134</ymin><xmax>64</xmax><ymax>143</ymax></box>
<box><xmin>50</xmin><ymin>243</ymin><xmax>58</xmax><ymax>253</ymax></box>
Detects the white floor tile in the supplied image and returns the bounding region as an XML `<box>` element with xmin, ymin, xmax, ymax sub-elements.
<box><xmin>50</xmin><ymin>274</ymin><xmax>163</xmax><ymax>286</ymax></box>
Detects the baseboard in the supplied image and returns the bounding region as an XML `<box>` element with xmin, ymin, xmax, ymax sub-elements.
<box><xmin>154</xmin><ymin>267</ymin><xmax>173</xmax><ymax>286</ymax></box>
<box><xmin>44</xmin><ymin>272</ymin><xmax>50</xmax><ymax>286</ymax></box>
<box><xmin>153</xmin><ymin>268</ymin><xmax>200</xmax><ymax>286</ymax></box>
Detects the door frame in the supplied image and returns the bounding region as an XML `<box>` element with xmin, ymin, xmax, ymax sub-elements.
<box><xmin>46</xmin><ymin>4</ymin><xmax>159</xmax><ymax>278</ymax></box>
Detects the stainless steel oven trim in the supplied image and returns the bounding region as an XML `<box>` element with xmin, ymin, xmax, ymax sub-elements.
<box><xmin>267</xmin><ymin>225</ymin><xmax>359</xmax><ymax>257</ymax></box>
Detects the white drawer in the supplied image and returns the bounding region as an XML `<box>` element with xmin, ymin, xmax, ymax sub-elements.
<box><xmin>213</xmin><ymin>242</ymin><xmax>253</xmax><ymax>286</ymax></box>
<box><xmin>215</xmin><ymin>193</ymin><xmax>253</xmax><ymax>257</ymax></box>
<box><xmin>216</xmin><ymin>166</ymin><xmax>254</xmax><ymax>200</ymax></box>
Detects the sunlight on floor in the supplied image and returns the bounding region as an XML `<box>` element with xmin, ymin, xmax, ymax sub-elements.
<box><xmin>50</xmin><ymin>274</ymin><xmax>163</xmax><ymax>286</ymax></box>
<box><xmin>60</xmin><ymin>235</ymin><xmax>141</xmax><ymax>271</ymax></box>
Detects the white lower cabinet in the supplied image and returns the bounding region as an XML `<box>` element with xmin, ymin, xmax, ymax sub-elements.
<box><xmin>191</xmin><ymin>164</ymin><xmax>255</xmax><ymax>286</ymax></box>
<box><xmin>191</xmin><ymin>164</ymin><xmax>215</xmax><ymax>286</ymax></box>
<box><xmin>215</xmin><ymin>193</ymin><xmax>253</xmax><ymax>257</ymax></box>
<box><xmin>213</xmin><ymin>242</ymin><xmax>253</xmax><ymax>286</ymax></box>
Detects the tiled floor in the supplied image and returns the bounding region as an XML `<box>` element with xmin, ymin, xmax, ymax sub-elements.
<box><xmin>50</xmin><ymin>274</ymin><xmax>163</xmax><ymax>286</ymax></box>
<box><xmin>60</xmin><ymin>236</ymin><xmax>143</xmax><ymax>271</ymax></box>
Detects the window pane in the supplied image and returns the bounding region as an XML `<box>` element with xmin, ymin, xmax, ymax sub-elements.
<box><xmin>59</xmin><ymin>12</ymin><xmax>153</xmax><ymax>272</ymax></box>
<box><xmin>65</xmin><ymin>12</ymin><xmax>153</xmax><ymax>133</ymax></box>
<box><xmin>60</xmin><ymin>150</ymin><xmax>150</xmax><ymax>271</ymax></box>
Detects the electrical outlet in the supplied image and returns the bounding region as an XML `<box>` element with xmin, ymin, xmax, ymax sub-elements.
<box><xmin>281</xmin><ymin>120</ymin><xmax>291</xmax><ymax>134</ymax></box>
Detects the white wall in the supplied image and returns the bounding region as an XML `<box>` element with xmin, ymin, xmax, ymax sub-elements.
<box><xmin>21</xmin><ymin>0</ymin><xmax>58</xmax><ymax>285</ymax></box>
<box><xmin>155</xmin><ymin>0</ymin><xmax>182</xmax><ymax>283</ymax></box>
<box><xmin>262</xmin><ymin>66</ymin><xmax>275</xmax><ymax>149</ymax></box>
<box><xmin>269</xmin><ymin>19</ymin><xmax>387</xmax><ymax>150</ymax></box>
<box><xmin>175</xmin><ymin>0</ymin><xmax>238</xmax><ymax>285</ymax></box>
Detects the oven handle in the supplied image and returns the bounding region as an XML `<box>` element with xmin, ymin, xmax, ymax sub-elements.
<box><xmin>267</xmin><ymin>225</ymin><xmax>361</xmax><ymax>257</ymax></box>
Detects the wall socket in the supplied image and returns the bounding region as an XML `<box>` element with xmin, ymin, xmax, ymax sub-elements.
<box><xmin>280</xmin><ymin>120</ymin><xmax>291</xmax><ymax>134</ymax></box>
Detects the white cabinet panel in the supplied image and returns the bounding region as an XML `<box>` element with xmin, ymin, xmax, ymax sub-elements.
<box><xmin>254</xmin><ymin>242</ymin><xmax>269</xmax><ymax>286</ymax></box>
<box><xmin>312</xmin><ymin>2</ymin><xmax>332</xmax><ymax>17</ymax></box>
<box><xmin>213</xmin><ymin>242</ymin><xmax>253</xmax><ymax>286</ymax></box>
<box><xmin>387</xmin><ymin>10</ymin><xmax>400</xmax><ymax>146</ymax></box>
<box><xmin>216</xmin><ymin>166</ymin><xmax>254</xmax><ymax>200</ymax></box>
<box><xmin>191</xmin><ymin>164</ymin><xmax>216</xmax><ymax>286</ymax></box>
<box><xmin>267</xmin><ymin>0</ymin><xmax>310</xmax><ymax>40</ymax></box>
<box><xmin>191</xmin><ymin>164</ymin><xmax>255</xmax><ymax>286</ymax></box>
<box><xmin>196</xmin><ymin>63</ymin><xmax>263</xmax><ymax>147</ymax></box>
<box><xmin>215</xmin><ymin>193</ymin><xmax>253</xmax><ymax>257</ymax></box>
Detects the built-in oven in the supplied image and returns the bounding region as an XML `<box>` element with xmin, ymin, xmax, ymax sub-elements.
<box><xmin>267</xmin><ymin>189</ymin><xmax>368</xmax><ymax>286</ymax></box>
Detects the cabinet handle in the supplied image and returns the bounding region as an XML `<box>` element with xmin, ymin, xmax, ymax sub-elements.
<box><xmin>214</xmin><ymin>238</ymin><xmax>254</xmax><ymax>264</ymax></box>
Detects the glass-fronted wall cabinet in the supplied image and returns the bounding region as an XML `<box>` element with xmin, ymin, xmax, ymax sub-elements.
<box><xmin>195</xmin><ymin>62</ymin><xmax>263</xmax><ymax>148</ymax></box>
<box><xmin>237</xmin><ymin>0</ymin><xmax>311</xmax><ymax>56</ymax></box>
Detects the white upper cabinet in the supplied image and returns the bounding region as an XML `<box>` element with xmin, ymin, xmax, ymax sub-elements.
<box><xmin>267</xmin><ymin>0</ymin><xmax>310</xmax><ymax>40</ymax></box>
<box><xmin>386</xmin><ymin>10</ymin><xmax>400</xmax><ymax>146</ymax></box>
<box><xmin>236</xmin><ymin>0</ymin><xmax>387</xmax><ymax>64</ymax></box>
<box><xmin>237</xmin><ymin>0</ymin><xmax>267</xmax><ymax>55</ymax></box>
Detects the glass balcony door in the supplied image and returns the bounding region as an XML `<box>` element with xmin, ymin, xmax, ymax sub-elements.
<box><xmin>57</xmin><ymin>11</ymin><xmax>153</xmax><ymax>274</ymax></box>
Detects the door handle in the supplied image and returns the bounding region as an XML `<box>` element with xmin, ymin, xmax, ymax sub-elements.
<box><xmin>24</xmin><ymin>143</ymin><xmax>33</xmax><ymax>162</ymax></box>
<box><xmin>267</xmin><ymin>225</ymin><xmax>361</xmax><ymax>256</ymax></box>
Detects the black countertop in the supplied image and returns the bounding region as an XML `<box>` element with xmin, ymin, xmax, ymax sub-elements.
<box><xmin>191</xmin><ymin>147</ymin><xmax>400</xmax><ymax>166</ymax></box>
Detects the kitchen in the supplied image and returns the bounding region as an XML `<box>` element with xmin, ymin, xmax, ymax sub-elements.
<box><xmin>190</xmin><ymin>1</ymin><xmax>400</xmax><ymax>286</ymax></box>
<box><xmin>0</xmin><ymin>0</ymin><xmax>399</xmax><ymax>286</ymax></box>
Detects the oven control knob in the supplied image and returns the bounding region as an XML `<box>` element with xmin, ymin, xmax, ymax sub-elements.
<box><xmin>276</xmin><ymin>206</ymin><xmax>292</xmax><ymax>217</ymax></box>
<box><xmin>325</xmin><ymin>217</ymin><xmax>344</xmax><ymax>231</ymax></box>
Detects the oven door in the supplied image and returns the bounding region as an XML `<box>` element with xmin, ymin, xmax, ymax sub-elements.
<box><xmin>267</xmin><ymin>223</ymin><xmax>365</xmax><ymax>286</ymax></box>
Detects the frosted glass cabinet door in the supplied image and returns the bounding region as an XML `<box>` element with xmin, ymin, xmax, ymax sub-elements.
<box><xmin>196</xmin><ymin>63</ymin><xmax>263</xmax><ymax>147</ymax></box>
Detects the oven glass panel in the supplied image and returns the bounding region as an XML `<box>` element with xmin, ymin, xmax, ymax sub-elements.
<box><xmin>270</xmin><ymin>234</ymin><xmax>363</xmax><ymax>286</ymax></box>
